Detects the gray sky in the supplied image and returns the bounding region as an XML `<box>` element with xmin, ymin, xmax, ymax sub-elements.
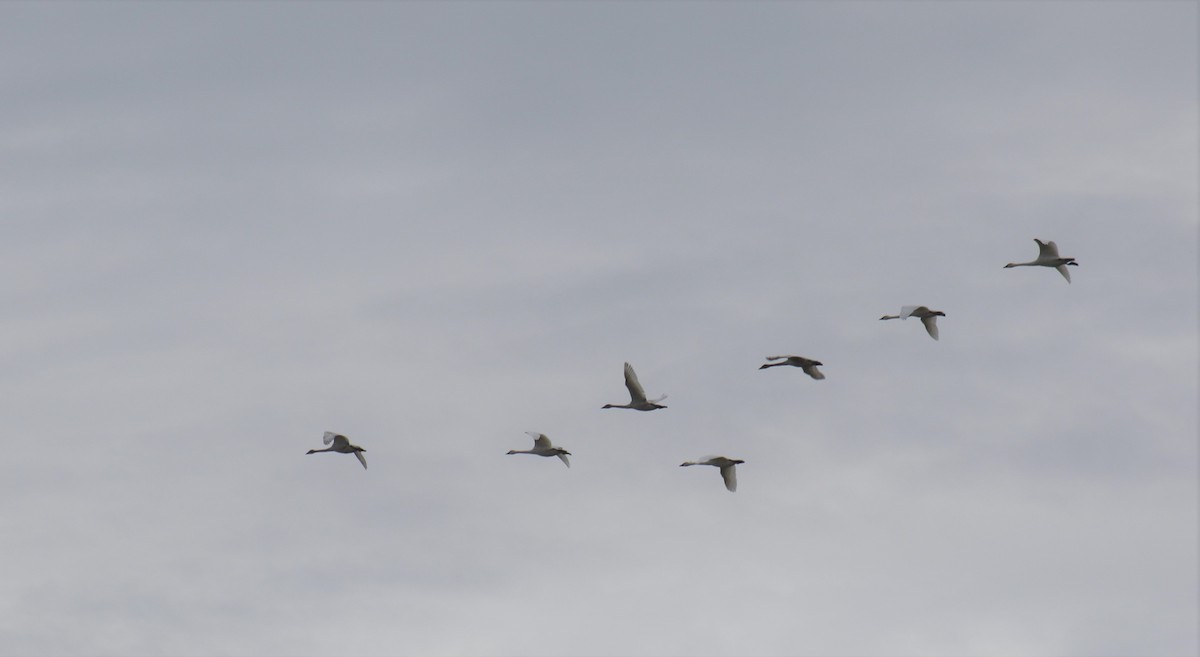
<box><xmin>1</xmin><ymin>2</ymin><xmax>1196</xmax><ymax>656</ymax></box>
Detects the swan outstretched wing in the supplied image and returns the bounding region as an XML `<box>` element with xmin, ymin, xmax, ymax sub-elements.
<box><xmin>354</xmin><ymin>450</ymin><xmax>368</xmax><ymax>470</ymax></box>
<box><xmin>719</xmin><ymin>465</ymin><xmax>738</xmax><ymax>492</ymax></box>
<box><xmin>1036</xmin><ymin>239</ymin><xmax>1061</xmax><ymax>259</ymax></box>
<box><xmin>623</xmin><ymin>362</ymin><xmax>648</xmax><ymax>404</ymax></box>
<box><xmin>802</xmin><ymin>363</ymin><xmax>825</xmax><ymax>380</ymax></box>
<box><xmin>557</xmin><ymin>453</ymin><xmax>571</xmax><ymax>468</ymax></box>
<box><xmin>921</xmin><ymin>315</ymin><xmax>940</xmax><ymax>340</ymax></box>
<box><xmin>1056</xmin><ymin>264</ymin><xmax>1072</xmax><ymax>283</ymax></box>
<box><xmin>322</xmin><ymin>431</ymin><xmax>339</xmax><ymax>446</ymax></box>
<box><xmin>526</xmin><ymin>432</ymin><xmax>552</xmax><ymax>449</ymax></box>
<box><xmin>899</xmin><ymin>305</ymin><xmax>922</xmax><ymax>320</ymax></box>
<box><xmin>764</xmin><ymin>355</ymin><xmax>791</xmax><ymax>361</ymax></box>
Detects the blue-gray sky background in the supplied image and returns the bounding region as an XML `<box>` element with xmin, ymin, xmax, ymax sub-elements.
<box><xmin>1</xmin><ymin>2</ymin><xmax>1196</xmax><ymax>656</ymax></box>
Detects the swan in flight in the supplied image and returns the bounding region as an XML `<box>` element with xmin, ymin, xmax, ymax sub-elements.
<box><xmin>507</xmin><ymin>431</ymin><xmax>571</xmax><ymax>467</ymax></box>
<box><xmin>602</xmin><ymin>362</ymin><xmax>667</xmax><ymax>411</ymax></box>
<box><xmin>680</xmin><ymin>456</ymin><xmax>744</xmax><ymax>492</ymax></box>
<box><xmin>759</xmin><ymin>355</ymin><xmax>825</xmax><ymax>380</ymax></box>
<box><xmin>880</xmin><ymin>305</ymin><xmax>945</xmax><ymax>340</ymax></box>
<box><xmin>1004</xmin><ymin>238</ymin><xmax>1078</xmax><ymax>283</ymax></box>
<box><xmin>307</xmin><ymin>431</ymin><xmax>367</xmax><ymax>470</ymax></box>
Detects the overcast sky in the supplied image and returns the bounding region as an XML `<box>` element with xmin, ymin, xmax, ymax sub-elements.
<box><xmin>1</xmin><ymin>2</ymin><xmax>1196</xmax><ymax>656</ymax></box>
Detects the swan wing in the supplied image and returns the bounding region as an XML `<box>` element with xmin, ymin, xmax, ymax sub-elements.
<box><xmin>1056</xmin><ymin>264</ymin><xmax>1072</xmax><ymax>283</ymax></box>
<box><xmin>1036</xmin><ymin>239</ymin><xmax>1061</xmax><ymax>259</ymax></box>
<box><xmin>623</xmin><ymin>362</ymin><xmax>649</xmax><ymax>404</ymax></box>
<box><xmin>899</xmin><ymin>305</ymin><xmax>922</xmax><ymax>320</ymax></box>
<box><xmin>322</xmin><ymin>431</ymin><xmax>339</xmax><ymax>446</ymax></box>
<box><xmin>764</xmin><ymin>355</ymin><xmax>792</xmax><ymax>361</ymax></box>
<box><xmin>526</xmin><ymin>432</ymin><xmax>552</xmax><ymax>449</ymax></box>
<box><xmin>557</xmin><ymin>453</ymin><xmax>571</xmax><ymax>468</ymax></box>
<box><xmin>354</xmin><ymin>450</ymin><xmax>367</xmax><ymax>470</ymax></box>
<box><xmin>719</xmin><ymin>464</ymin><xmax>738</xmax><ymax>492</ymax></box>
<box><xmin>921</xmin><ymin>315</ymin><xmax>940</xmax><ymax>340</ymax></box>
<box><xmin>802</xmin><ymin>364</ymin><xmax>825</xmax><ymax>380</ymax></box>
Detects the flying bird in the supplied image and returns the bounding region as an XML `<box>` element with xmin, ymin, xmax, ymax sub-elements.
<box><xmin>507</xmin><ymin>431</ymin><xmax>571</xmax><ymax>468</ymax></box>
<box><xmin>1004</xmin><ymin>238</ymin><xmax>1078</xmax><ymax>283</ymax></box>
<box><xmin>602</xmin><ymin>362</ymin><xmax>667</xmax><ymax>411</ymax></box>
<box><xmin>880</xmin><ymin>305</ymin><xmax>946</xmax><ymax>341</ymax></box>
<box><xmin>759</xmin><ymin>355</ymin><xmax>825</xmax><ymax>380</ymax></box>
<box><xmin>306</xmin><ymin>431</ymin><xmax>367</xmax><ymax>470</ymax></box>
<box><xmin>680</xmin><ymin>456</ymin><xmax>744</xmax><ymax>492</ymax></box>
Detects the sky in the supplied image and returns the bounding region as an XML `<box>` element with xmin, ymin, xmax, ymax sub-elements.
<box><xmin>0</xmin><ymin>2</ymin><xmax>1196</xmax><ymax>656</ymax></box>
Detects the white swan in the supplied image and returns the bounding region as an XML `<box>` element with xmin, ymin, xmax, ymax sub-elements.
<box><xmin>680</xmin><ymin>456</ymin><xmax>744</xmax><ymax>492</ymax></box>
<box><xmin>880</xmin><ymin>305</ymin><xmax>945</xmax><ymax>341</ymax></box>
<box><xmin>507</xmin><ymin>431</ymin><xmax>571</xmax><ymax>468</ymax></box>
<box><xmin>602</xmin><ymin>362</ymin><xmax>667</xmax><ymax>411</ymax></box>
<box><xmin>306</xmin><ymin>431</ymin><xmax>367</xmax><ymax>470</ymax></box>
<box><xmin>759</xmin><ymin>355</ymin><xmax>825</xmax><ymax>380</ymax></box>
<box><xmin>1004</xmin><ymin>238</ymin><xmax>1078</xmax><ymax>283</ymax></box>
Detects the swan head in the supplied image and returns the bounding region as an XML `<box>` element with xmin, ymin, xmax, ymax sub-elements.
<box><xmin>1003</xmin><ymin>263</ymin><xmax>1016</xmax><ymax>268</ymax></box>
<box><xmin>506</xmin><ymin>450</ymin><xmax>518</xmax><ymax>455</ymax></box>
<box><xmin>601</xmin><ymin>404</ymin><xmax>614</xmax><ymax>409</ymax></box>
<box><xmin>306</xmin><ymin>449</ymin><xmax>317</xmax><ymax>454</ymax></box>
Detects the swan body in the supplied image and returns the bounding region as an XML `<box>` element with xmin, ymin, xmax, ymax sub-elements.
<box><xmin>680</xmin><ymin>456</ymin><xmax>744</xmax><ymax>492</ymax></box>
<box><xmin>1004</xmin><ymin>238</ymin><xmax>1078</xmax><ymax>283</ymax></box>
<box><xmin>759</xmin><ymin>355</ymin><xmax>825</xmax><ymax>380</ymax></box>
<box><xmin>507</xmin><ymin>431</ymin><xmax>571</xmax><ymax>467</ymax></box>
<box><xmin>306</xmin><ymin>431</ymin><xmax>367</xmax><ymax>470</ymax></box>
<box><xmin>602</xmin><ymin>362</ymin><xmax>667</xmax><ymax>411</ymax></box>
<box><xmin>879</xmin><ymin>305</ymin><xmax>945</xmax><ymax>340</ymax></box>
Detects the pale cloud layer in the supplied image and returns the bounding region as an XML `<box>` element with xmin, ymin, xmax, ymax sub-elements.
<box><xmin>0</xmin><ymin>3</ymin><xmax>1196</xmax><ymax>657</ymax></box>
